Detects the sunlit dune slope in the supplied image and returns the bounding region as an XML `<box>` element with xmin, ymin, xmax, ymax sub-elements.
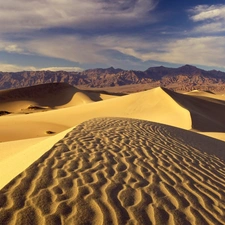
<box><xmin>0</xmin><ymin>86</ymin><xmax>224</xmax><ymax>142</ymax></box>
<box><xmin>0</xmin><ymin>118</ymin><xmax>225</xmax><ymax>225</ymax></box>
<box><xmin>0</xmin><ymin>127</ymin><xmax>74</xmax><ymax>190</ymax></box>
<box><xmin>0</xmin><ymin>87</ymin><xmax>191</xmax><ymax>141</ymax></box>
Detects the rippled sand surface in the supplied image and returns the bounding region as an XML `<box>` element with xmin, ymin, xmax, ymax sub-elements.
<box><xmin>1</xmin><ymin>118</ymin><xmax>225</xmax><ymax>225</ymax></box>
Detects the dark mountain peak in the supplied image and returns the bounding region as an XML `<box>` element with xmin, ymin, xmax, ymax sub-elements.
<box><xmin>146</xmin><ymin>64</ymin><xmax>200</xmax><ymax>73</ymax></box>
<box><xmin>178</xmin><ymin>64</ymin><xmax>201</xmax><ymax>71</ymax></box>
<box><xmin>108</xmin><ymin>66</ymin><xmax>115</xmax><ymax>70</ymax></box>
<box><xmin>84</xmin><ymin>67</ymin><xmax>123</xmax><ymax>74</ymax></box>
<box><xmin>146</xmin><ymin>65</ymin><xmax>167</xmax><ymax>71</ymax></box>
<box><xmin>145</xmin><ymin>65</ymin><xmax>175</xmax><ymax>79</ymax></box>
<box><xmin>180</xmin><ymin>64</ymin><xmax>197</xmax><ymax>69</ymax></box>
<box><xmin>176</xmin><ymin>64</ymin><xmax>204</xmax><ymax>75</ymax></box>
<box><xmin>105</xmin><ymin>66</ymin><xmax>123</xmax><ymax>73</ymax></box>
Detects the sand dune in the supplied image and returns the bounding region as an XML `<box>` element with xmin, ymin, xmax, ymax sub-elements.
<box><xmin>0</xmin><ymin>83</ymin><xmax>119</xmax><ymax>113</ymax></box>
<box><xmin>164</xmin><ymin>88</ymin><xmax>225</xmax><ymax>132</ymax></box>
<box><xmin>186</xmin><ymin>90</ymin><xmax>225</xmax><ymax>101</ymax></box>
<box><xmin>1</xmin><ymin>84</ymin><xmax>225</xmax><ymax>224</ymax></box>
<box><xmin>1</xmin><ymin>86</ymin><xmax>225</xmax><ymax>142</ymax></box>
<box><xmin>0</xmin><ymin>87</ymin><xmax>191</xmax><ymax>141</ymax></box>
<box><xmin>0</xmin><ymin>118</ymin><xmax>225</xmax><ymax>225</ymax></box>
<box><xmin>0</xmin><ymin>137</ymin><xmax>47</xmax><ymax>162</ymax></box>
<box><xmin>0</xmin><ymin>128</ymin><xmax>74</xmax><ymax>190</ymax></box>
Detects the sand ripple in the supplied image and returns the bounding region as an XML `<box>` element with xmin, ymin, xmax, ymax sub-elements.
<box><xmin>0</xmin><ymin>118</ymin><xmax>225</xmax><ymax>225</ymax></box>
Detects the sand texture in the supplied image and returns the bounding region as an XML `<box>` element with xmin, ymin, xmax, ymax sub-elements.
<box><xmin>0</xmin><ymin>118</ymin><xmax>225</xmax><ymax>225</ymax></box>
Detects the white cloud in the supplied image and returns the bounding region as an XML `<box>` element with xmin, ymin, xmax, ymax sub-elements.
<box><xmin>40</xmin><ymin>66</ymin><xmax>84</xmax><ymax>72</ymax></box>
<box><xmin>25</xmin><ymin>35</ymin><xmax>108</xmax><ymax>64</ymax></box>
<box><xmin>0</xmin><ymin>0</ymin><xmax>160</xmax><ymax>71</ymax></box>
<box><xmin>23</xmin><ymin>34</ymin><xmax>160</xmax><ymax>66</ymax></box>
<box><xmin>1</xmin><ymin>35</ymin><xmax>225</xmax><ymax>72</ymax></box>
<box><xmin>1</xmin><ymin>2</ymin><xmax>225</xmax><ymax>73</ymax></box>
<box><xmin>5</xmin><ymin>34</ymin><xmax>224</xmax><ymax>71</ymax></box>
<box><xmin>193</xmin><ymin>22</ymin><xmax>225</xmax><ymax>33</ymax></box>
<box><xmin>0</xmin><ymin>63</ymin><xmax>37</xmax><ymax>72</ymax></box>
<box><xmin>0</xmin><ymin>63</ymin><xmax>84</xmax><ymax>72</ymax></box>
<box><xmin>97</xmin><ymin>35</ymin><xmax>225</xmax><ymax>69</ymax></box>
<box><xmin>155</xmin><ymin>37</ymin><xmax>225</xmax><ymax>68</ymax></box>
<box><xmin>0</xmin><ymin>40</ymin><xmax>27</xmax><ymax>54</ymax></box>
<box><xmin>4</xmin><ymin>44</ymin><xmax>24</xmax><ymax>53</ymax></box>
<box><xmin>189</xmin><ymin>4</ymin><xmax>225</xmax><ymax>34</ymax></box>
<box><xmin>190</xmin><ymin>4</ymin><xmax>225</xmax><ymax>22</ymax></box>
<box><xmin>0</xmin><ymin>0</ymin><xmax>158</xmax><ymax>33</ymax></box>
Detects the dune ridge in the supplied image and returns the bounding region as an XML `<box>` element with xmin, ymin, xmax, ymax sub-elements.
<box><xmin>0</xmin><ymin>118</ymin><xmax>225</xmax><ymax>225</ymax></box>
<box><xmin>164</xmin><ymin>88</ymin><xmax>225</xmax><ymax>132</ymax></box>
<box><xmin>0</xmin><ymin>87</ymin><xmax>192</xmax><ymax>142</ymax></box>
<box><xmin>1</xmin><ymin>86</ymin><xmax>225</xmax><ymax>142</ymax></box>
<box><xmin>0</xmin><ymin>83</ymin><xmax>120</xmax><ymax>113</ymax></box>
<box><xmin>0</xmin><ymin>83</ymin><xmax>80</xmax><ymax>112</ymax></box>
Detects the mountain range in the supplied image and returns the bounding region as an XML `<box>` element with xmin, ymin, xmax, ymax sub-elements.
<box><xmin>0</xmin><ymin>65</ymin><xmax>225</xmax><ymax>93</ymax></box>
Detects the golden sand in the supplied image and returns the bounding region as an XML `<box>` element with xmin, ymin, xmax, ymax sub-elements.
<box><xmin>0</xmin><ymin>84</ymin><xmax>225</xmax><ymax>224</ymax></box>
<box><xmin>1</xmin><ymin>85</ymin><xmax>225</xmax><ymax>142</ymax></box>
<box><xmin>0</xmin><ymin>118</ymin><xmax>225</xmax><ymax>225</ymax></box>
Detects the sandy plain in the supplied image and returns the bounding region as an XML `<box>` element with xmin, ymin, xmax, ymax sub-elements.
<box><xmin>0</xmin><ymin>83</ymin><xmax>225</xmax><ymax>224</ymax></box>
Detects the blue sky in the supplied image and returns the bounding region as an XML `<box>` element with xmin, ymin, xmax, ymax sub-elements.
<box><xmin>0</xmin><ymin>0</ymin><xmax>225</xmax><ymax>72</ymax></box>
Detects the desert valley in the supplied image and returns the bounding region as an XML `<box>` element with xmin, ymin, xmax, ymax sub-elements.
<box><xmin>0</xmin><ymin>66</ymin><xmax>225</xmax><ymax>225</ymax></box>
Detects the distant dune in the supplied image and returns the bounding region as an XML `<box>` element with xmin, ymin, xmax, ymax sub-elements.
<box><xmin>0</xmin><ymin>118</ymin><xmax>225</xmax><ymax>225</ymax></box>
<box><xmin>0</xmin><ymin>86</ymin><xmax>191</xmax><ymax>141</ymax></box>
<box><xmin>0</xmin><ymin>83</ymin><xmax>120</xmax><ymax>113</ymax></box>
<box><xmin>0</xmin><ymin>84</ymin><xmax>224</xmax><ymax>142</ymax></box>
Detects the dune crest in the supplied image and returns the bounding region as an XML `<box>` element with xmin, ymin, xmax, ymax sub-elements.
<box><xmin>186</xmin><ymin>90</ymin><xmax>225</xmax><ymax>101</ymax></box>
<box><xmin>0</xmin><ymin>85</ymin><xmax>224</xmax><ymax>142</ymax></box>
<box><xmin>163</xmin><ymin>88</ymin><xmax>225</xmax><ymax>133</ymax></box>
<box><xmin>0</xmin><ymin>83</ymin><xmax>117</xmax><ymax>113</ymax></box>
<box><xmin>0</xmin><ymin>118</ymin><xmax>225</xmax><ymax>225</ymax></box>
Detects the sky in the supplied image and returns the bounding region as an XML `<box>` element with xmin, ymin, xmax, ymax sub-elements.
<box><xmin>0</xmin><ymin>0</ymin><xmax>225</xmax><ymax>72</ymax></box>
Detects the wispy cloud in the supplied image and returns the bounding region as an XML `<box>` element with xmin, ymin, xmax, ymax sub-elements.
<box><xmin>189</xmin><ymin>4</ymin><xmax>225</xmax><ymax>33</ymax></box>
<box><xmin>1</xmin><ymin>1</ymin><xmax>225</xmax><ymax>72</ymax></box>
<box><xmin>25</xmin><ymin>35</ymin><xmax>108</xmax><ymax>64</ymax></box>
<box><xmin>0</xmin><ymin>40</ymin><xmax>26</xmax><ymax>54</ymax></box>
<box><xmin>40</xmin><ymin>66</ymin><xmax>84</xmax><ymax>72</ymax></box>
<box><xmin>192</xmin><ymin>22</ymin><xmax>225</xmax><ymax>33</ymax></box>
<box><xmin>0</xmin><ymin>63</ymin><xmax>84</xmax><ymax>72</ymax></box>
<box><xmin>189</xmin><ymin>4</ymin><xmax>225</xmax><ymax>22</ymax></box>
<box><xmin>0</xmin><ymin>0</ymin><xmax>160</xmax><ymax>70</ymax></box>
<box><xmin>97</xmin><ymin>35</ymin><xmax>225</xmax><ymax>69</ymax></box>
<box><xmin>155</xmin><ymin>36</ymin><xmax>225</xmax><ymax>68</ymax></box>
<box><xmin>0</xmin><ymin>63</ymin><xmax>37</xmax><ymax>72</ymax></box>
<box><xmin>2</xmin><ymin>33</ymin><xmax>225</xmax><ymax>71</ymax></box>
<box><xmin>0</xmin><ymin>0</ymin><xmax>158</xmax><ymax>33</ymax></box>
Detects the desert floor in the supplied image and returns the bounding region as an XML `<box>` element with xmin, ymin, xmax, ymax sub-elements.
<box><xmin>0</xmin><ymin>83</ymin><xmax>225</xmax><ymax>224</ymax></box>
